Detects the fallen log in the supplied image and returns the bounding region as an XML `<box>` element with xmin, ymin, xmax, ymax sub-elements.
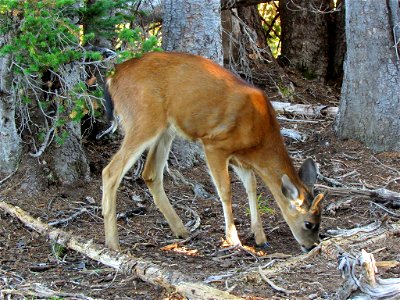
<box><xmin>0</xmin><ymin>201</ymin><xmax>242</xmax><ymax>300</ymax></box>
<box><xmin>271</xmin><ymin>101</ymin><xmax>338</xmax><ymax>118</ymax></box>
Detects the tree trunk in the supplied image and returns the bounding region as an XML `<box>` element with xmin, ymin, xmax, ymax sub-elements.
<box><xmin>222</xmin><ymin>5</ymin><xmax>286</xmax><ymax>88</ymax></box>
<box><xmin>327</xmin><ymin>0</ymin><xmax>345</xmax><ymax>83</ymax></box>
<box><xmin>162</xmin><ymin>0</ymin><xmax>223</xmax><ymax>65</ymax></box>
<box><xmin>280</xmin><ymin>0</ymin><xmax>330</xmax><ymax>81</ymax></box>
<box><xmin>0</xmin><ymin>34</ymin><xmax>21</xmax><ymax>177</ymax></box>
<box><xmin>335</xmin><ymin>1</ymin><xmax>400</xmax><ymax>152</ymax></box>
<box><xmin>52</xmin><ymin>64</ymin><xmax>90</xmax><ymax>184</ymax></box>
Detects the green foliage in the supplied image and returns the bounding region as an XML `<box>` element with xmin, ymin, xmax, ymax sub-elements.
<box><xmin>51</xmin><ymin>242</ymin><xmax>67</xmax><ymax>261</ymax></box>
<box><xmin>0</xmin><ymin>0</ymin><xmax>161</xmax><ymax>149</ymax></box>
<box><xmin>298</xmin><ymin>64</ymin><xmax>317</xmax><ymax>80</ymax></box>
<box><xmin>259</xmin><ymin>2</ymin><xmax>281</xmax><ymax>58</ymax></box>
<box><xmin>246</xmin><ymin>193</ymin><xmax>275</xmax><ymax>216</ymax></box>
<box><xmin>256</xmin><ymin>193</ymin><xmax>275</xmax><ymax>215</ymax></box>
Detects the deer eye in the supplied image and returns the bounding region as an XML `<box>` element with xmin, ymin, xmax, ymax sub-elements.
<box><xmin>304</xmin><ymin>221</ymin><xmax>314</xmax><ymax>230</ymax></box>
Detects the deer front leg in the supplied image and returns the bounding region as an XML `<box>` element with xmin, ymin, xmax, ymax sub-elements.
<box><xmin>232</xmin><ymin>165</ymin><xmax>267</xmax><ymax>246</ymax></box>
<box><xmin>204</xmin><ymin>148</ymin><xmax>241</xmax><ymax>246</ymax></box>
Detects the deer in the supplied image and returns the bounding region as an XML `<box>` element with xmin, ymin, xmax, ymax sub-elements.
<box><xmin>101</xmin><ymin>52</ymin><xmax>325</xmax><ymax>253</ymax></box>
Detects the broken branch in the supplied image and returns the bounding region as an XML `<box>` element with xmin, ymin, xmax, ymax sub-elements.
<box><xmin>271</xmin><ymin>101</ymin><xmax>338</xmax><ymax>118</ymax></box>
<box><xmin>315</xmin><ymin>184</ymin><xmax>400</xmax><ymax>208</ymax></box>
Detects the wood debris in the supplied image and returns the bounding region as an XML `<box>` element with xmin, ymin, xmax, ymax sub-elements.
<box><xmin>337</xmin><ymin>250</ymin><xmax>400</xmax><ymax>299</ymax></box>
<box><xmin>0</xmin><ymin>201</ymin><xmax>242</xmax><ymax>300</ymax></box>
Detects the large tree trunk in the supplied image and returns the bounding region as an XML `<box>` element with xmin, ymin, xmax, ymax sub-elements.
<box><xmin>280</xmin><ymin>0</ymin><xmax>331</xmax><ymax>81</ymax></box>
<box><xmin>0</xmin><ymin>34</ymin><xmax>21</xmax><ymax>177</ymax></box>
<box><xmin>162</xmin><ymin>0</ymin><xmax>223</xmax><ymax>65</ymax></box>
<box><xmin>335</xmin><ymin>1</ymin><xmax>400</xmax><ymax>152</ymax></box>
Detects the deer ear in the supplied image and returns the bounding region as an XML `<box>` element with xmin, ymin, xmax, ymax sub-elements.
<box><xmin>281</xmin><ymin>175</ymin><xmax>299</xmax><ymax>201</ymax></box>
<box><xmin>299</xmin><ymin>158</ymin><xmax>318</xmax><ymax>192</ymax></box>
<box><xmin>310</xmin><ymin>193</ymin><xmax>325</xmax><ymax>215</ymax></box>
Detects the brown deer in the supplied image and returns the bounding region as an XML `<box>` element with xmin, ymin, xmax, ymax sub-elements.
<box><xmin>101</xmin><ymin>52</ymin><xmax>325</xmax><ymax>252</ymax></box>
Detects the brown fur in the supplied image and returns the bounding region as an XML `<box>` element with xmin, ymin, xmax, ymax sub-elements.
<box><xmin>102</xmin><ymin>52</ymin><xmax>324</xmax><ymax>251</ymax></box>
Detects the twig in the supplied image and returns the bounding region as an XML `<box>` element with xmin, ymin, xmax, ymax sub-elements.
<box><xmin>317</xmin><ymin>173</ymin><xmax>345</xmax><ymax>187</ymax></box>
<box><xmin>271</xmin><ymin>101</ymin><xmax>338</xmax><ymax>118</ymax></box>
<box><xmin>326</xmin><ymin>220</ymin><xmax>385</xmax><ymax>237</ymax></box>
<box><xmin>175</xmin><ymin>203</ymin><xmax>201</xmax><ymax>233</ymax></box>
<box><xmin>258</xmin><ymin>267</ymin><xmax>296</xmax><ymax>294</ymax></box>
<box><xmin>1</xmin><ymin>283</ymin><xmax>95</xmax><ymax>299</ymax></box>
<box><xmin>0</xmin><ymin>160</ymin><xmax>20</xmax><ymax>187</ymax></box>
<box><xmin>371</xmin><ymin>155</ymin><xmax>400</xmax><ymax>175</ymax></box>
<box><xmin>315</xmin><ymin>184</ymin><xmax>400</xmax><ymax>205</ymax></box>
<box><xmin>277</xmin><ymin>116</ymin><xmax>319</xmax><ymax>123</ymax></box>
<box><xmin>370</xmin><ymin>202</ymin><xmax>400</xmax><ymax>218</ymax></box>
<box><xmin>48</xmin><ymin>207</ymin><xmax>88</xmax><ymax>227</ymax></box>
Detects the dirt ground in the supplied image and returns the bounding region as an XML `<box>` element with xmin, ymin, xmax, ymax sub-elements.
<box><xmin>1</xmin><ymin>79</ymin><xmax>400</xmax><ymax>299</ymax></box>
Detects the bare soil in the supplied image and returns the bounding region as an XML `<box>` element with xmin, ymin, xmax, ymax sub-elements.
<box><xmin>1</xmin><ymin>82</ymin><xmax>399</xmax><ymax>299</ymax></box>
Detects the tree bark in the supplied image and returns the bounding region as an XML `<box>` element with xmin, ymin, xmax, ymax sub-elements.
<box><xmin>222</xmin><ymin>5</ymin><xmax>285</xmax><ymax>87</ymax></box>
<box><xmin>162</xmin><ymin>0</ymin><xmax>223</xmax><ymax>65</ymax></box>
<box><xmin>327</xmin><ymin>0</ymin><xmax>345</xmax><ymax>83</ymax></box>
<box><xmin>52</xmin><ymin>64</ymin><xmax>90</xmax><ymax>184</ymax></box>
<box><xmin>280</xmin><ymin>0</ymin><xmax>331</xmax><ymax>81</ymax></box>
<box><xmin>335</xmin><ymin>1</ymin><xmax>400</xmax><ymax>152</ymax></box>
<box><xmin>0</xmin><ymin>34</ymin><xmax>21</xmax><ymax>177</ymax></box>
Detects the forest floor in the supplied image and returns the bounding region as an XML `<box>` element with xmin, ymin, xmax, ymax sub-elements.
<box><xmin>1</xmin><ymin>74</ymin><xmax>400</xmax><ymax>299</ymax></box>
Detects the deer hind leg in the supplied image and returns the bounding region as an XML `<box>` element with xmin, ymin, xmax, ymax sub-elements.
<box><xmin>204</xmin><ymin>148</ymin><xmax>241</xmax><ymax>246</ymax></box>
<box><xmin>102</xmin><ymin>131</ymin><xmax>161</xmax><ymax>250</ymax></box>
<box><xmin>142</xmin><ymin>129</ymin><xmax>189</xmax><ymax>238</ymax></box>
<box><xmin>231</xmin><ymin>165</ymin><xmax>267</xmax><ymax>246</ymax></box>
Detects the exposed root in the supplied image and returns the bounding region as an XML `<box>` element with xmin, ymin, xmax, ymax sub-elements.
<box><xmin>337</xmin><ymin>250</ymin><xmax>400</xmax><ymax>299</ymax></box>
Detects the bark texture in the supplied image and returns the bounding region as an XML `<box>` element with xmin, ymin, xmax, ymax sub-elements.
<box><xmin>0</xmin><ymin>35</ymin><xmax>21</xmax><ymax>176</ymax></box>
<box><xmin>222</xmin><ymin>5</ymin><xmax>285</xmax><ymax>86</ymax></box>
<box><xmin>327</xmin><ymin>0</ymin><xmax>345</xmax><ymax>83</ymax></box>
<box><xmin>335</xmin><ymin>1</ymin><xmax>400</xmax><ymax>152</ymax></box>
<box><xmin>280</xmin><ymin>0</ymin><xmax>331</xmax><ymax>81</ymax></box>
<box><xmin>53</xmin><ymin>64</ymin><xmax>90</xmax><ymax>184</ymax></box>
<box><xmin>162</xmin><ymin>0</ymin><xmax>223</xmax><ymax>65</ymax></box>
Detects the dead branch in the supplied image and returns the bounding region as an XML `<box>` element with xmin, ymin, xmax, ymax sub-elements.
<box><xmin>315</xmin><ymin>184</ymin><xmax>400</xmax><ymax>208</ymax></box>
<box><xmin>258</xmin><ymin>266</ymin><xmax>296</xmax><ymax>294</ymax></box>
<box><xmin>221</xmin><ymin>0</ymin><xmax>269</xmax><ymax>10</ymax></box>
<box><xmin>48</xmin><ymin>207</ymin><xmax>89</xmax><ymax>227</ymax></box>
<box><xmin>326</xmin><ymin>220</ymin><xmax>385</xmax><ymax>238</ymax></box>
<box><xmin>271</xmin><ymin>101</ymin><xmax>338</xmax><ymax>118</ymax></box>
<box><xmin>280</xmin><ymin>128</ymin><xmax>306</xmax><ymax>141</ymax></box>
<box><xmin>337</xmin><ymin>250</ymin><xmax>400</xmax><ymax>299</ymax></box>
<box><xmin>1</xmin><ymin>283</ymin><xmax>94</xmax><ymax>300</ymax></box>
<box><xmin>0</xmin><ymin>201</ymin><xmax>242</xmax><ymax>300</ymax></box>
